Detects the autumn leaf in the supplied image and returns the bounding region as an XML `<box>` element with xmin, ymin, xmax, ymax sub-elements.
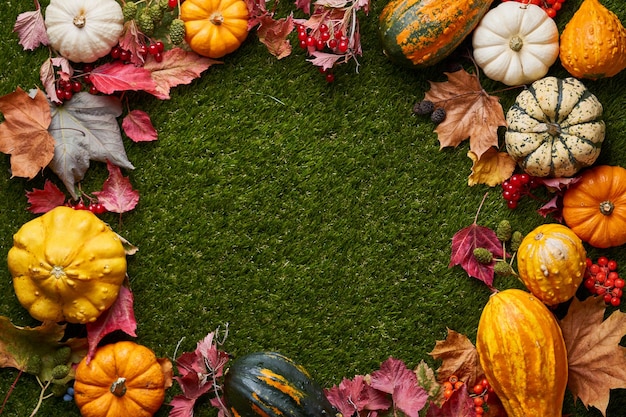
<box><xmin>85</xmin><ymin>285</ymin><xmax>137</xmax><ymax>364</ymax></box>
<box><xmin>425</xmin><ymin>384</ymin><xmax>475</xmax><ymax>417</ymax></box>
<box><xmin>449</xmin><ymin>204</ymin><xmax>503</xmax><ymax>287</ymax></box>
<box><xmin>89</xmin><ymin>61</ymin><xmax>157</xmax><ymax>95</ymax></box>
<box><xmin>468</xmin><ymin>148</ymin><xmax>516</xmax><ymax>187</ymax></box>
<box><xmin>122</xmin><ymin>109</ymin><xmax>158</xmax><ymax>142</ymax></box>
<box><xmin>369</xmin><ymin>357</ymin><xmax>428</xmax><ymax>417</ymax></box>
<box><xmin>25</xmin><ymin>180</ymin><xmax>66</xmax><ymax>213</ymax></box>
<box><xmin>0</xmin><ymin>317</ymin><xmax>87</xmax><ymax>382</ymax></box>
<box><xmin>255</xmin><ymin>15</ymin><xmax>295</xmax><ymax>59</ymax></box>
<box><xmin>0</xmin><ymin>88</ymin><xmax>55</xmax><ymax>179</ymax></box>
<box><xmin>48</xmin><ymin>92</ymin><xmax>134</xmax><ymax>198</ymax></box>
<box><xmin>143</xmin><ymin>48</ymin><xmax>221</xmax><ymax>100</ymax></box>
<box><xmin>93</xmin><ymin>161</ymin><xmax>140</xmax><ymax>214</ymax></box>
<box><xmin>13</xmin><ymin>1</ymin><xmax>48</xmax><ymax>51</ymax></box>
<box><xmin>429</xmin><ymin>328</ymin><xmax>483</xmax><ymax>387</ymax></box>
<box><xmin>424</xmin><ymin>69</ymin><xmax>507</xmax><ymax>159</ymax></box>
<box><xmin>559</xmin><ymin>296</ymin><xmax>626</xmax><ymax>416</ymax></box>
<box><xmin>414</xmin><ymin>360</ymin><xmax>441</xmax><ymax>404</ymax></box>
<box><xmin>326</xmin><ymin>375</ymin><xmax>391</xmax><ymax>417</ymax></box>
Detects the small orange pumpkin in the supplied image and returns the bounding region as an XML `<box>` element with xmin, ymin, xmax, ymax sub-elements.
<box><xmin>180</xmin><ymin>0</ymin><xmax>249</xmax><ymax>58</ymax></box>
<box><xmin>562</xmin><ymin>165</ymin><xmax>626</xmax><ymax>248</ymax></box>
<box><xmin>74</xmin><ymin>341</ymin><xmax>166</xmax><ymax>417</ymax></box>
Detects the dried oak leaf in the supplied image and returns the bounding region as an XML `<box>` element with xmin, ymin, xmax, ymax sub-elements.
<box><xmin>424</xmin><ymin>69</ymin><xmax>507</xmax><ymax>159</ymax></box>
<box><xmin>468</xmin><ymin>148</ymin><xmax>516</xmax><ymax>187</ymax></box>
<box><xmin>0</xmin><ymin>88</ymin><xmax>55</xmax><ymax>179</ymax></box>
<box><xmin>428</xmin><ymin>328</ymin><xmax>483</xmax><ymax>387</ymax></box>
<box><xmin>559</xmin><ymin>296</ymin><xmax>626</xmax><ymax>416</ymax></box>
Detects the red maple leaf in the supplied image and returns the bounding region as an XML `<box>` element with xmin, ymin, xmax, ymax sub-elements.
<box><xmin>25</xmin><ymin>180</ymin><xmax>66</xmax><ymax>213</ymax></box>
<box><xmin>122</xmin><ymin>110</ymin><xmax>158</xmax><ymax>142</ymax></box>
<box><xmin>89</xmin><ymin>61</ymin><xmax>157</xmax><ymax>95</ymax></box>
<box><xmin>85</xmin><ymin>285</ymin><xmax>137</xmax><ymax>363</ymax></box>
<box><xmin>369</xmin><ymin>357</ymin><xmax>428</xmax><ymax>417</ymax></box>
<box><xmin>93</xmin><ymin>161</ymin><xmax>140</xmax><ymax>214</ymax></box>
<box><xmin>326</xmin><ymin>375</ymin><xmax>391</xmax><ymax>417</ymax></box>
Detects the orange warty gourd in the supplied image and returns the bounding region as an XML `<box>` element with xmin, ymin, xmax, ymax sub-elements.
<box><xmin>180</xmin><ymin>0</ymin><xmax>249</xmax><ymax>58</ymax></box>
<box><xmin>562</xmin><ymin>165</ymin><xmax>626</xmax><ymax>248</ymax></box>
<box><xmin>559</xmin><ymin>0</ymin><xmax>626</xmax><ymax>79</ymax></box>
<box><xmin>476</xmin><ymin>289</ymin><xmax>568</xmax><ymax>417</ymax></box>
<box><xmin>8</xmin><ymin>206</ymin><xmax>127</xmax><ymax>324</ymax></box>
<box><xmin>516</xmin><ymin>223</ymin><xmax>586</xmax><ymax>305</ymax></box>
<box><xmin>74</xmin><ymin>341</ymin><xmax>166</xmax><ymax>417</ymax></box>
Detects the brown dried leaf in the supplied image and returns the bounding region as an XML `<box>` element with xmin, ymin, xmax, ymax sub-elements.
<box><xmin>428</xmin><ymin>328</ymin><xmax>483</xmax><ymax>387</ymax></box>
<box><xmin>0</xmin><ymin>88</ymin><xmax>55</xmax><ymax>178</ymax></box>
<box><xmin>559</xmin><ymin>296</ymin><xmax>626</xmax><ymax>416</ymax></box>
<box><xmin>468</xmin><ymin>148</ymin><xmax>517</xmax><ymax>187</ymax></box>
<box><xmin>424</xmin><ymin>69</ymin><xmax>507</xmax><ymax>159</ymax></box>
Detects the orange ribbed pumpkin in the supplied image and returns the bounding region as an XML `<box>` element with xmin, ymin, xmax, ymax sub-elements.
<box><xmin>476</xmin><ymin>289</ymin><xmax>568</xmax><ymax>417</ymax></box>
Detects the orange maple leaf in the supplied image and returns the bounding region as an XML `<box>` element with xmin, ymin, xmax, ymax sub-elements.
<box><xmin>428</xmin><ymin>328</ymin><xmax>483</xmax><ymax>387</ymax></box>
<box><xmin>424</xmin><ymin>69</ymin><xmax>507</xmax><ymax>159</ymax></box>
<box><xmin>0</xmin><ymin>87</ymin><xmax>55</xmax><ymax>179</ymax></box>
<box><xmin>559</xmin><ymin>296</ymin><xmax>626</xmax><ymax>416</ymax></box>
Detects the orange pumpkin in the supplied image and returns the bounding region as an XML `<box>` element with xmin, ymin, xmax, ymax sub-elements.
<box><xmin>74</xmin><ymin>341</ymin><xmax>166</xmax><ymax>417</ymax></box>
<box><xmin>180</xmin><ymin>0</ymin><xmax>249</xmax><ymax>58</ymax></box>
<box><xmin>562</xmin><ymin>165</ymin><xmax>626</xmax><ymax>248</ymax></box>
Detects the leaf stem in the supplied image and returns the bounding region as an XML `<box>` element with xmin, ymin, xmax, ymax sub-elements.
<box><xmin>0</xmin><ymin>369</ymin><xmax>23</xmax><ymax>415</ymax></box>
<box><xmin>473</xmin><ymin>192</ymin><xmax>489</xmax><ymax>225</ymax></box>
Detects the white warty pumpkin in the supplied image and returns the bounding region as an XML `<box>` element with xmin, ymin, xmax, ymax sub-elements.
<box><xmin>45</xmin><ymin>0</ymin><xmax>124</xmax><ymax>63</ymax></box>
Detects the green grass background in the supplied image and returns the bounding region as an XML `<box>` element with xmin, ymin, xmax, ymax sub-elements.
<box><xmin>1</xmin><ymin>0</ymin><xmax>626</xmax><ymax>415</ymax></box>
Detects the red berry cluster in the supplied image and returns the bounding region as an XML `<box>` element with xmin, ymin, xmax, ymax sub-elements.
<box><xmin>584</xmin><ymin>257</ymin><xmax>624</xmax><ymax>307</ymax></box>
<box><xmin>111</xmin><ymin>40</ymin><xmax>164</xmax><ymax>64</ymax></box>
<box><xmin>167</xmin><ymin>0</ymin><xmax>178</xmax><ymax>7</ymax></box>
<box><xmin>65</xmin><ymin>200</ymin><xmax>107</xmax><ymax>214</ymax></box>
<box><xmin>501</xmin><ymin>0</ymin><xmax>566</xmax><ymax>18</ymax></box>
<box><xmin>296</xmin><ymin>23</ymin><xmax>350</xmax><ymax>82</ymax></box>
<box><xmin>442</xmin><ymin>375</ymin><xmax>493</xmax><ymax>414</ymax></box>
<box><xmin>501</xmin><ymin>173</ymin><xmax>541</xmax><ymax>209</ymax></box>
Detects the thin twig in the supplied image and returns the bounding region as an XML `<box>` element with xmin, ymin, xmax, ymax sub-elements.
<box><xmin>29</xmin><ymin>377</ymin><xmax>53</xmax><ymax>417</ymax></box>
<box><xmin>0</xmin><ymin>369</ymin><xmax>23</xmax><ymax>415</ymax></box>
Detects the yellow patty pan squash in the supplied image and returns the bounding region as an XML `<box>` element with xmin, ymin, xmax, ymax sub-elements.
<box><xmin>8</xmin><ymin>206</ymin><xmax>127</xmax><ymax>324</ymax></box>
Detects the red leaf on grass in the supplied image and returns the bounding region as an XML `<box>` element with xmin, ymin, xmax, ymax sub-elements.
<box><xmin>449</xmin><ymin>223</ymin><xmax>503</xmax><ymax>286</ymax></box>
<box><xmin>26</xmin><ymin>180</ymin><xmax>66</xmax><ymax>213</ymax></box>
<box><xmin>369</xmin><ymin>357</ymin><xmax>428</xmax><ymax>417</ymax></box>
<box><xmin>85</xmin><ymin>285</ymin><xmax>137</xmax><ymax>363</ymax></box>
<box><xmin>93</xmin><ymin>161</ymin><xmax>140</xmax><ymax>214</ymax></box>
<box><xmin>326</xmin><ymin>375</ymin><xmax>391</xmax><ymax>417</ymax></box>
<box><xmin>143</xmin><ymin>48</ymin><xmax>220</xmax><ymax>100</ymax></box>
<box><xmin>122</xmin><ymin>110</ymin><xmax>158</xmax><ymax>142</ymax></box>
<box><xmin>13</xmin><ymin>1</ymin><xmax>48</xmax><ymax>51</ymax></box>
<box><xmin>89</xmin><ymin>61</ymin><xmax>157</xmax><ymax>94</ymax></box>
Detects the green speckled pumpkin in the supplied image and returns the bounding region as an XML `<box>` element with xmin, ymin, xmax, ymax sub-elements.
<box><xmin>378</xmin><ymin>0</ymin><xmax>494</xmax><ymax>68</ymax></box>
<box><xmin>505</xmin><ymin>76</ymin><xmax>605</xmax><ymax>178</ymax></box>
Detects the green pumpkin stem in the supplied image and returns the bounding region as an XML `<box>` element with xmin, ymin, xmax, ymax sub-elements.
<box><xmin>110</xmin><ymin>377</ymin><xmax>127</xmax><ymax>397</ymax></box>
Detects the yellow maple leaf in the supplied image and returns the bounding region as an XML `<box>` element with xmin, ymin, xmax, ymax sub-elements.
<box><xmin>468</xmin><ymin>148</ymin><xmax>517</xmax><ymax>187</ymax></box>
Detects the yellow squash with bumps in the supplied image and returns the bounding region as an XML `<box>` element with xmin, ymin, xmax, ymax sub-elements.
<box><xmin>8</xmin><ymin>206</ymin><xmax>127</xmax><ymax>324</ymax></box>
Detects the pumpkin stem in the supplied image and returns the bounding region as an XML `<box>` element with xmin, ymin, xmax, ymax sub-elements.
<box><xmin>110</xmin><ymin>377</ymin><xmax>127</xmax><ymax>397</ymax></box>
<box><xmin>73</xmin><ymin>11</ymin><xmax>86</xmax><ymax>28</ymax></box>
<box><xmin>210</xmin><ymin>12</ymin><xmax>224</xmax><ymax>25</ymax></box>
<box><xmin>509</xmin><ymin>36</ymin><xmax>523</xmax><ymax>52</ymax></box>
<box><xmin>600</xmin><ymin>200</ymin><xmax>614</xmax><ymax>216</ymax></box>
<box><xmin>546</xmin><ymin>122</ymin><xmax>561</xmax><ymax>136</ymax></box>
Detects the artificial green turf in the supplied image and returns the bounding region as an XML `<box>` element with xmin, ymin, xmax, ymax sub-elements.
<box><xmin>1</xmin><ymin>0</ymin><xmax>626</xmax><ymax>415</ymax></box>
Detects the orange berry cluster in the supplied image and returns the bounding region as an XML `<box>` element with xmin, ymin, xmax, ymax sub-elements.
<box><xmin>442</xmin><ymin>375</ymin><xmax>493</xmax><ymax>414</ymax></box>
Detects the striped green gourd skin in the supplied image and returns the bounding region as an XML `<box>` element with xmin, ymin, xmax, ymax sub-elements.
<box><xmin>378</xmin><ymin>0</ymin><xmax>494</xmax><ymax>68</ymax></box>
<box><xmin>505</xmin><ymin>76</ymin><xmax>606</xmax><ymax>178</ymax></box>
<box><xmin>223</xmin><ymin>352</ymin><xmax>338</xmax><ymax>417</ymax></box>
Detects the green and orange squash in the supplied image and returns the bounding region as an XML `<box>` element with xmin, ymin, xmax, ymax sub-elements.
<box><xmin>476</xmin><ymin>289</ymin><xmax>568</xmax><ymax>417</ymax></box>
<box><xmin>223</xmin><ymin>352</ymin><xmax>338</xmax><ymax>417</ymax></box>
<box><xmin>378</xmin><ymin>0</ymin><xmax>495</xmax><ymax>68</ymax></box>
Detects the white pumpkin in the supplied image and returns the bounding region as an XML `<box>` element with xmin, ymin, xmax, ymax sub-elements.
<box><xmin>472</xmin><ymin>3</ymin><xmax>559</xmax><ymax>86</ymax></box>
<box><xmin>45</xmin><ymin>0</ymin><xmax>124</xmax><ymax>63</ymax></box>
